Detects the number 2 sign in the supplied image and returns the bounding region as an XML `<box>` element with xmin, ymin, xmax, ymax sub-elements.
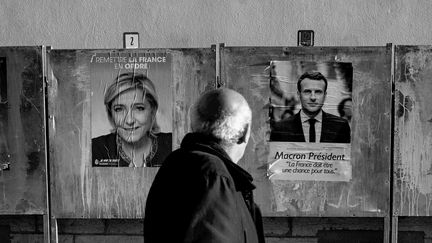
<box><xmin>123</xmin><ymin>32</ymin><xmax>139</xmax><ymax>49</ymax></box>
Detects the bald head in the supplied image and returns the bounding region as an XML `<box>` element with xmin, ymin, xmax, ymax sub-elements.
<box><xmin>190</xmin><ymin>88</ymin><xmax>252</xmax><ymax>146</ymax></box>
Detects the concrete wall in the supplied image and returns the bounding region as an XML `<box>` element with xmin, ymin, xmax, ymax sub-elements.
<box><xmin>1</xmin><ymin>217</ymin><xmax>432</xmax><ymax>243</ymax></box>
<box><xmin>1</xmin><ymin>0</ymin><xmax>432</xmax><ymax>49</ymax></box>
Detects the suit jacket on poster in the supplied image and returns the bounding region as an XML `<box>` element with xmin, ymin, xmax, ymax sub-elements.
<box><xmin>144</xmin><ymin>133</ymin><xmax>265</xmax><ymax>243</ymax></box>
<box><xmin>270</xmin><ymin>111</ymin><xmax>351</xmax><ymax>143</ymax></box>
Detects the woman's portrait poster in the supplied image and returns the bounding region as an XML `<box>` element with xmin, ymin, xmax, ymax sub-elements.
<box><xmin>90</xmin><ymin>52</ymin><xmax>173</xmax><ymax>168</ymax></box>
<box><xmin>267</xmin><ymin>61</ymin><xmax>353</xmax><ymax>182</ymax></box>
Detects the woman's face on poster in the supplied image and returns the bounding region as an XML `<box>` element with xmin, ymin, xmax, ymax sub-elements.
<box><xmin>111</xmin><ymin>88</ymin><xmax>154</xmax><ymax>144</ymax></box>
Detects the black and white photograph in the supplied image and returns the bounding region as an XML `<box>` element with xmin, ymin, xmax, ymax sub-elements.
<box><xmin>0</xmin><ymin>1</ymin><xmax>421</xmax><ymax>241</ymax></box>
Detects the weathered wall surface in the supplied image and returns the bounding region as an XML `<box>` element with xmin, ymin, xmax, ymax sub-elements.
<box><xmin>0</xmin><ymin>0</ymin><xmax>432</xmax><ymax>49</ymax></box>
<box><xmin>2</xmin><ymin>217</ymin><xmax>432</xmax><ymax>243</ymax></box>
<box><xmin>394</xmin><ymin>46</ymin><xmax>432</xmax><ymax>217</ymax></box>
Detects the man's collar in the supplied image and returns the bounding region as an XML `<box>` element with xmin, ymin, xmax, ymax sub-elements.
<box><xmin>300</xmin><ymin>109</ymin><xmax>323</xmax><ymax>123</ymax></box>
<box><xmin>181</xmin><ymin>133</ymin><xmax>256</xmax><ymax>191</ymax></box>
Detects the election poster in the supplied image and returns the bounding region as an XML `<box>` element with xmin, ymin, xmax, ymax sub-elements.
<box><xmin>90</xmin><ymin>52</ymin><xmax>173</xmax><ymax>167</ymax></box>
<box><xmin>268</xmin><ymin>142</ymin><xmax>351</xmax><ymax>181</ymax></box>
<box><xmin>268</xmin><ymin>61</ymin><xmax>353</xmax><ymax>181</ymax></box>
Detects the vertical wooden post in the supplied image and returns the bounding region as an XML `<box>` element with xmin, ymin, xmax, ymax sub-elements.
<box><xmin>389</xmin><ymin>43</ymin><xmax>397</xmax><ymax>243</ymax></box>
<box><xmin>43</xmin><ymin>46</ymin><xmax>52</xmax><ymax>243</ymax></box>
<box><xmin>43</xmin><ymin>214</ymin><xmax>49</xmax><ymax>243</ymax></box>
<box><xmin>217</xmin><ymin>43</ymin><xmax>225</xmax><ymax>88</ymax></box>
<box><xmin>384</xmin><ymin>216</ymin><xmax>390</xmax><ymax>243</ymax></box>
<box><xmin>391</xmin><ymin>216</ymin><xmax>398</xmax><ymax>243</ymax></box>
<box><xmin>50</xmin><ymin>217</ymin><xmax>58</xmax><ymax>243</ymax></box>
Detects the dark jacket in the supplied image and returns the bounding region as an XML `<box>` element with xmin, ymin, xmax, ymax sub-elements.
<box><xmin>144</xmin><ymin>133</ymin><xmax>265</xmax><ymax>243</ymax></box>
<box><xmin>92</xmin><ymin>132</ymin><xmax>172</xmax><ymax>167</ymax></box>
<box><xmin>270</xmin><ymin>111</ymin><xmax>351</xmax><ymax>143</ymax></box>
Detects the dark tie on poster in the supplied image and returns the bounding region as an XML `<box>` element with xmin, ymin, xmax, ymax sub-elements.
<box><xmin>309</xmin><ymin>118</ymin><xmax>316</xmax><ymax>142</ymax></box>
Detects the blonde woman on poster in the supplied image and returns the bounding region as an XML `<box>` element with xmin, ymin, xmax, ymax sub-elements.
<box><xmin>92</xmin><ymin>72</ymin><xmax>172</xmax><ymax>167</ymax></box>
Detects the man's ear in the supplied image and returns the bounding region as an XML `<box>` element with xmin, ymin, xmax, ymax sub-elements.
<box><xmin>236</xmin><ymin>124</ymin><xmax>249</xmax><ymax>144</ymax></box>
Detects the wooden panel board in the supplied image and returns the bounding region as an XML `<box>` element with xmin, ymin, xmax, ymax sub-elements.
<box><xmin>0</xmin><ymin>47</ymin><xmax>46</xmax><ymax>214</ymax></box>
<box><xmin>48</xmin><ymin>48</ymin><xmax>215</xmax><ymax>218</ymax></box>
<box><xmin>394</xmin><ymin>46</ymin><xmax>432</xmax><ymax>216</ymax></box>
<box><xmin>221</xmin><ymin>46</ymin><xmax>391</xmax><ymax>216</ymax></box>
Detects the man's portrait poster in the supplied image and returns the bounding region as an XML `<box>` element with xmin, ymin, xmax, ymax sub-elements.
<box><xmin>269</xmin><ymin>61</ymin><xmax>353</xmax><ymax>144</ymax></box>
<box><xmin>267</xmin><ymin>61</ymin><xmax>352</xmax><ymax>182</ymax></box>
<box><xmin>90</xmin><ymin>52</ymin><xmax>173</xmax><ymax>168</ymax></box>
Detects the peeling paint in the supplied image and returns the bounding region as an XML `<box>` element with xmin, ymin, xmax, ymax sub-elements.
<box><xmin>396</xmin><ymin>47</ymin><xmax>432</xmax><ymax>216</ymax></box>
<box><xmin>0</xmin><ymin>47</ymin><xmax>46</xmax><ymax>214</ymax></box>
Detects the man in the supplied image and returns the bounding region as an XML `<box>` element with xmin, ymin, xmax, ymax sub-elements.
<box><xmin>270</xmin><ymin>71</ymin><xmax>350</xmax><ymax>143</ymax></box>
<box><xmin>144</xmin><ymin>88</ymin><xmax>265</xmax><ymax>243</ymax></box>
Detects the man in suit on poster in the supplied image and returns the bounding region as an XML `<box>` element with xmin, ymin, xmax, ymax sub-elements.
<box><xmin>270</xmin><ymin>71</ymin><xmax>351</xmax><ymax>143</ymax></box>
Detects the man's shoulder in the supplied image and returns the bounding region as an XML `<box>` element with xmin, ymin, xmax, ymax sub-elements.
<box><xmin>322</xmin><ymin>111</ymin><xmax>349</xmax><ymax>124</ymax></box>
<box><xmin>279</xmin><ymin>113</ymin><xmax>299</xmax><ymax>123</ymax></box>
<box><xmin>164</xmin><ymin>147</ymin><xmax>231</xmax><ymax>177</ymax></box>
<box><xmin>272</xmin><ymin>112</ymin><xmax>300</xmax><ymax>129</ymax></box>
<box><xmin>321</xmin><ymin>111</ymin><xmax>351</xmax><ymax>143</ymax></box>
